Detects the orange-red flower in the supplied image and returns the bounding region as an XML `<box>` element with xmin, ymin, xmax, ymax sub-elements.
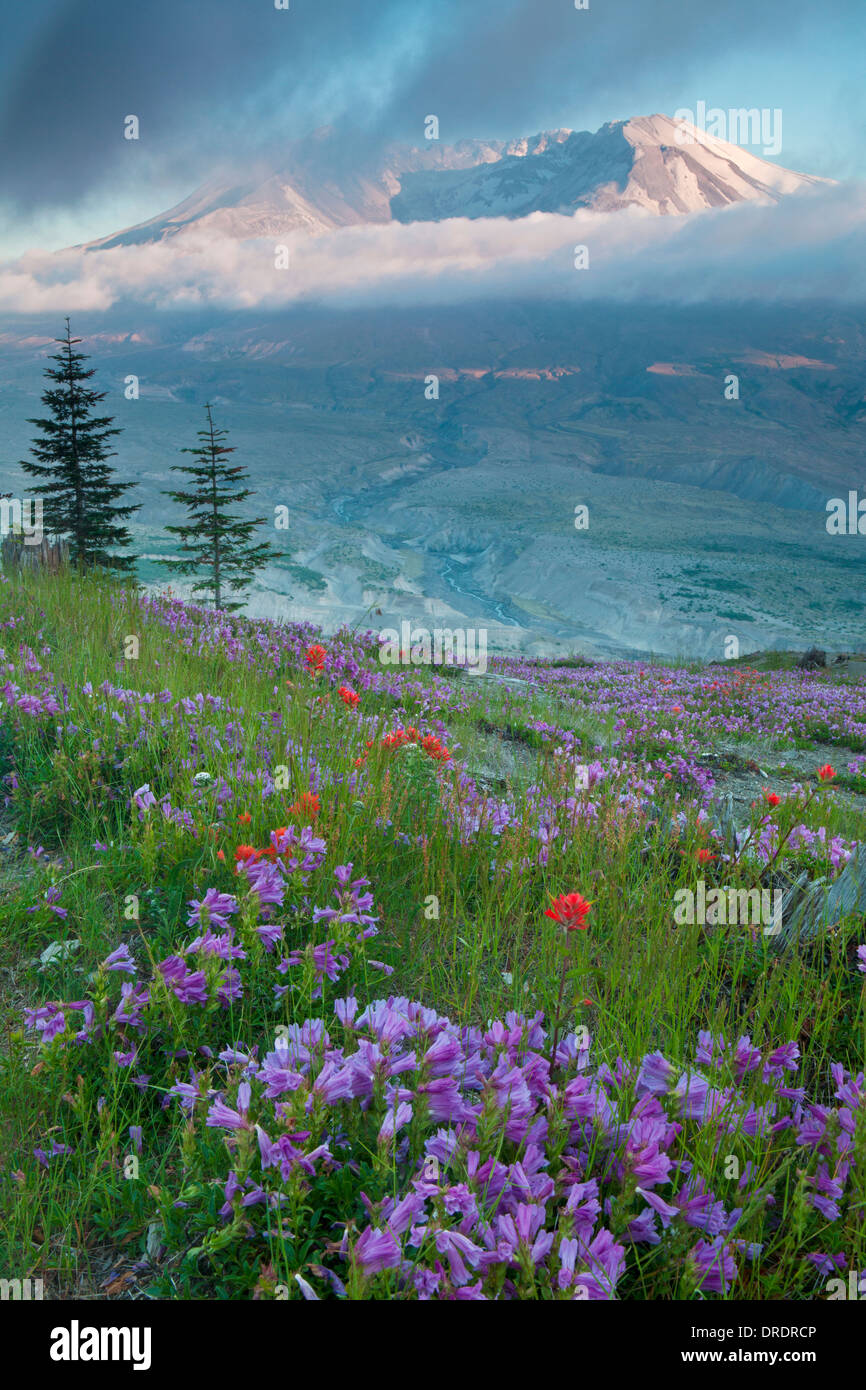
<box><xmin>544</xmin><ymin>892</ymin><xmax>591</xmax><ymax>931</ymax></box>
<box><xmin>420</xmin><ymin>733</ymin><xmax>451</xmax><ymax>762</ymax></box>
<box><xmin>234</xmin><ymin>844</ymin><xmax>257</xmax><ymax>863</ymax></box>
<box><xmin>764</xmin><ymin>791</ymin><xmax>781</xmax><ymax>807</ymax></box>
<box><xmin>366</xmin><ymin>726</ymin><xmax>452</xmax><ymax>764</ymax></box>
<box><xmin>289</xmin><ymin>791</ymin><xmax>320</xmax><ymax>821</ymax></box>
<box><xmin>695</xmin><ymin>848</ymin><xmax>718</xmax><ymax>863</ymax></box>
<box><xmin>237</xmin><ymin>811</ymin><xmax>252</xmax><ymax>825</ymax></box>
<box><xmin>305</xmin><ymin>644</ymin><xmax>326</xmax><ymax>672</ymax></box>
<box><xmin>338</xmin><ymin>685</ymin><xmax>360</xmax><ymax>708</ymax></box>
<box><xmin>817</xmin><ymin>764</ymin><xmax>836</xmax><ymax>781</ymax></box>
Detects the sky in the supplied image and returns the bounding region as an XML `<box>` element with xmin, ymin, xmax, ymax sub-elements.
<box><xmin>0</xmin><ymin>0</ymin><xmax>864</xmax><ymax>260</ymax></box>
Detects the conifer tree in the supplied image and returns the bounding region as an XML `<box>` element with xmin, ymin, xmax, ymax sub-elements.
<box><xmin>162</xmin><ymin>403</ymin><xmax>273</xmax><ymax>610</ymax></box>
<box><xmin>20</xmin><ymin>318</ymin><xmax>139</xmax><ymax>570</ymax></box>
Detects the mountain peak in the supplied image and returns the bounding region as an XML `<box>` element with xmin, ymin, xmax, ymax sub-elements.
<box><xmin>85</xmin><ymin>114</ymin><xmax>829</xmax><ymax>251</ymax></box>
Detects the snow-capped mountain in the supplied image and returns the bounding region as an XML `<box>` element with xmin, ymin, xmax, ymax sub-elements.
<box><xmin>392</xmin><ymin>115</ymin><xmax>827</xmax><ymax>221</ymax></box>
<box><xmin>86</xmin><ymin>115</ymin><xmax>827</xmax><ymax>250</ymax></box>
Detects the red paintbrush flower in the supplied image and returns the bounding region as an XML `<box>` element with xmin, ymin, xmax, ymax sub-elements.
<box><xmin>817</xmin><ymin>764</ymin><xmax>836</xmax><ymax>781</ymax></box>
<box><xmin>289</xmin><ymin>791</ymin><xmax>320</xmax><ymax>821</ymax></box>
<box><xmin>544</xmin><ymin>892</ymin><xmax>591</xmax><ymax>931</ymax></box>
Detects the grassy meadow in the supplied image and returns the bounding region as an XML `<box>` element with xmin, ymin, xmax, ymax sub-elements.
<box><xmin>1</xmin><ymin>568</ymin><xmax>865</xmax><ymax>1302</ymax></box>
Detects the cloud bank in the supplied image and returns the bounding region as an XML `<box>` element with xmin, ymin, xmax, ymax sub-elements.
<box><xmin>0</xmin><ymin>183</ymin><xmax>863</xmax><ymax>317</ymax></box>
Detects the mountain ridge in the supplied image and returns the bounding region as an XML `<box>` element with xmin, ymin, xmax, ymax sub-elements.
<box><xmin>84</xmin><ymin>114</ymin><xmax>830</xmax><ymax>251</ymax></box>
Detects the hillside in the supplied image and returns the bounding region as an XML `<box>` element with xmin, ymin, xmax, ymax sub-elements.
<box><xmin>1</xmin><ymin>570</ymin><xmax>865</xmax><ymax>1301</ymax></box>
<box><xmin>2</xmin><ymin>300</ymin><xmax>864</xmax><ymax>659</ymax></box>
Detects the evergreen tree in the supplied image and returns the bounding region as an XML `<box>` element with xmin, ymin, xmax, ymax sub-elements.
<box><xmin>162</xmin><ymin>403</ymin><xmax>273</xmax><ymax>611</ymax></box>
<box><xmin>20</xmin><ymin>318</ymin><xmax>139</xmax><ymax>570</ymax></box>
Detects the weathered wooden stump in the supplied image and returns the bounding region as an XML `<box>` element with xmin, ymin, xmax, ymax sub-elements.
<box><xmin>1</xmin><ymin>535</ymin><xmax>69</xmax><ymax>573</ymax></box>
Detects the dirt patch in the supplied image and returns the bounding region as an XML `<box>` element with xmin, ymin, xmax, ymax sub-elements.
<box><xmin>700</xmin><ymin>739</ymin><xmax>866</xmax><ymax>820</ymax></box>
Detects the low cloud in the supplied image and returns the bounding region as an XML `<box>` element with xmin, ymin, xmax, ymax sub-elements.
<box><xmin>0</xmin><ymin>182</ymin><xmax>863</xmax><ymax>316</ymax></box>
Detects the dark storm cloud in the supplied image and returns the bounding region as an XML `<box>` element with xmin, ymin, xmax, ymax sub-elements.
<box><xmin>0</xmin><ymin>0</ymin><xmax>856</xmax><ymax>216</ymax></box>
<box><xmin>379</xmin><ymin>0</ymin><xmax>812</xmax><ymax>142</ymax></box>
<box><xmin>0</xmin><ymin>0</ymin><xmax>424</xmax><ymax>210</ymax></box>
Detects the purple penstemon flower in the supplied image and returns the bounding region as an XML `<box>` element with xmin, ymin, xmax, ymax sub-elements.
<box><xmin>168</xmin><ymin>1070</ymin><xmax>214</xmax><ymax>1113</ymax></box>
<box><xmin>636</xmin><ymin>1050</ymin><xmax>678</xmax><ymax>1096</ymax></box>
<box><xmin>187</xmin><ymin>887</ymin><xmax>238</xmax><ymax>932</ymax></box>
<box><xmin>207</xmin><ymin>1081</ymin><xmax>252</xmax><ymax>1131</ymax></box>
<box><xmin>636</xmin><ymin>1187</ymin><xmax>678</xmax><ymax>1227</ymax></box>
<box><xmin>38</xmin><ymin>1012</ymin><xmax>67</xmax><ymax>1043</ymax></box>
<box><xmin>44</xmin><ymin>885</ymin><xmax>67</xmax><ymax>918</ymax></box>
<box><xmin>732</xmin><ymin>1035</ymin><xmax>762</xmax><ymax>1080</ymax></box>
<box><xmin>157</xmin><ymin>955</ymin><xmax>187</xmax><ymax>983</ymax></box>
<box><xmin>114</xmin><ymin>982</ymin><xmax>150</xmax><ymax>1026</ymax></box>
<box><xmin>378</xmin><ymin>1101</ymin><xmax>413</xmax><ymax>1143</ymax></box>
<box><xmin>185</xmin><ymin>926</ymin><xmax>245</xmax><ymax>960</ymax></box>
<box><xmin>353</xmin><ymin>1226</ymin><xmax>401</xmax><ymax>1275</ymax></box>
<box><xmin>695</xmin><ymin>1030</ymin><xmax>726</xmax><ymax>1068</ymax></box>
<box><xmin>334</xmin><ymin>995</ymin><xmax>359</xmax><ymax>1028</ymax></box>
<box><xmin>672</xmin><ymin>1069</ymin><xmax>728</xmax><ymax>1122</ymax></box>
<box><xmin>763</xmin><ymin>1041</ymin><xmax>800</xmax><ymax>1082</ymax></box>
<box><xmin>34</xmin><ymin>1140</ymin><xmax>74</xmax><ymax>1168</ymax></box>
<box><xmin>255</xmin><ymin>921</ymin><xmax>283</xmax><ymax>951</ymax></box>
<box><xmin>132</xmin><ymin>783</ymin><xmax>157</xmax><ymax>816</ymax></box>
<box><xmin>217</xmin><ymin>966</ymin><xmax>243</xmax><ymax>1005</ymax></box>
<box><xmin>238</xmin><ymin>855</ymin><xmax>287</xmax><ymax>911</ymax></box>
<box><xmin>381</xmin><ymin>1190</ymin><xmax>427</xmax><ymax>1237</ymax></box>
<box><xmin>435</xmin><ymin>1228</ymin><xmax>485</xmax><ymax>1287</ymax></box>
<box><xmin>170</xmin><ymin>968</ymin><xmax>208</xmax><ymax>1005</ymax></box>
<box><xmin>690</xmin><ymin>1236</ymin><xmax>738</xmax><ymax>1294</ymax></box>
<box><xmin>284</xmin><ymin>940</ymin><xmax>351</xmax><ymax>998</ymax></box>
<box><xmin>572</xmin><ymin>1228</ymin><xmax>627</xmax><ymax>1300</ymax></box>
<box><xmin>102</xmin><ymin>943</ymin><xmax>136</xmax><ymax>975</ymax></box>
